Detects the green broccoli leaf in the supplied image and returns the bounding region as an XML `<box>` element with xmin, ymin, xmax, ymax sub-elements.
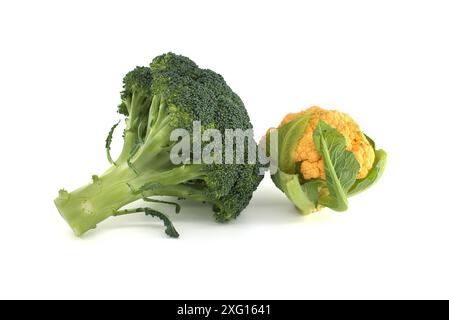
<box><xmin>144</xmin><ymin>208</ymin><xmax>179</xmax><ymax>238</ymax></box>
<box><xmin>313</xmin><ymin>120</ymin><xmax>360</xmax><ymax>211</ymax></box>
<box><xmin>348</xmin><ymin>149</ymin><xmax>387</xmax><ymax>196</ymax></box>
<box><xmin>105</xmin><ymin>121</ymin><xmax>120</xmax><ymax>165</ymax></box>
<box><xmin>113</xmin><ymin>207</ymin><xmax>179</xmax><ymax>238</ymax></box>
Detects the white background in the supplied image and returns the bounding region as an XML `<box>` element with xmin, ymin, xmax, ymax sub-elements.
<box><xmin>0</xmin><ymin>0</ymin><xmax>448</xmax><ymax>300</ymax></box>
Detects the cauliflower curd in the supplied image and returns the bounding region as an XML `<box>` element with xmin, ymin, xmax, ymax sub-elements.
<box><xmin>279</xmin><ymin>106</ymin><xmax>375</xmax><ymax>180</ymax></box>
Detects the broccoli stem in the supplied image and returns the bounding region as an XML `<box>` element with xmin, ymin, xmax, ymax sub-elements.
<box><xmin>116</xmin><ymin>129</ymin><xmax>137</xmax><ymax>165</ymax></box>
<box><xmin>115</xmin><ymin>93</ymin><xmax>151</xmax><ymax>165</ymax></box>
<box><xmin>54</xmin><ymin>159</ymin><xmax>209</xmax><ymax>236</ymax></box>
<box><xmin>54</xmin><ymin>165</ymin><xmax>139</xmax><ymax>236</ymax></box>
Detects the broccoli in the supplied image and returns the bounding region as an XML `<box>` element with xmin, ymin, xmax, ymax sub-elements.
<box><xmin>54</xmin><ymin>53</ymin><xmax>263</xmax><ymax>238</ymax></box>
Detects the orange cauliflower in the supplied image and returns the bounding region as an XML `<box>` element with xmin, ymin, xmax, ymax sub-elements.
<box><xmin>279</xmin><ymin>106</ymin><xmax>375</xmax><ymax>180</ymax></box>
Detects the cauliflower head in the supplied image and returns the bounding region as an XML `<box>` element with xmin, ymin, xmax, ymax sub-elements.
<box><xmin>279</xmin><ymin>106</ymin><xmax>375</xmax><ymax>180</ymax></box>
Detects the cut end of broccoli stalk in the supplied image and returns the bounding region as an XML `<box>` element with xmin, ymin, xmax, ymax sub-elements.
<box><xmin>54</xmin><ymin>165</ymin><xmax>139</xmax><ymax>236</ymax></box>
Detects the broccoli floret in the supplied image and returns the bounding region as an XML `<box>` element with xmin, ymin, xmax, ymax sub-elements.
<box><xmin>54</xmin><ymin>53</ymin><xmax>263</xmax><ymax>237</ymax></box>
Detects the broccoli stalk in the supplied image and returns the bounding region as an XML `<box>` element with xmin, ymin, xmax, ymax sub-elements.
<box><xmin>54</xmin><ymin>168</ymin><xmax>139</xmax><ymax>237</ymax></box>
<box><xmin>55</xmin><ymin>53</ymin><xmax>263</xmax><ymax>237</ymax></box>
